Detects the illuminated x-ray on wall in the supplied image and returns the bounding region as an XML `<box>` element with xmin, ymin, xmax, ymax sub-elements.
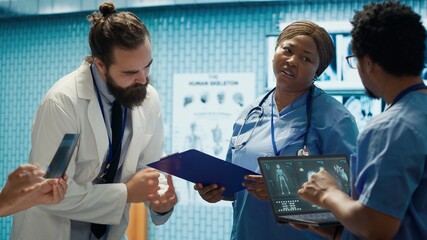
<box><xmin>332</xmin><ymin>95</ymin><xmax>383</xmax><ymax>131</ymax></box>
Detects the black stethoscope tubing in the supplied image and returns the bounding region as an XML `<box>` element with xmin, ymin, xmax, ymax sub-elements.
<box><xmin>233</xmin><ymin>85</ymin><xmax>314</xmax><ymax>156</ymax></box>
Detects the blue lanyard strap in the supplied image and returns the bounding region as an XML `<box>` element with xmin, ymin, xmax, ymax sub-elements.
<box><xmin>302</xmin><ymin>86</ymin><xmax>314</xmax><ymax>149</ymax></box>
<box><xmin>270</xmin><ymin>85</ymin><xmax>313</xmax><ymax>156</ymax></box>
<box><xmin>388</xmin><ymin>83</ymin><xmax>427</xmax><ymax>109</ymax></box>
<box><xmin>270</xmin><ymin>93</ymin><xmax>279</xmax><ymax>156</ymax></box>
<box><xmin>90</xmin><ymin>64</ymin><xmax>128</xmax><ymax>171</ymax></box>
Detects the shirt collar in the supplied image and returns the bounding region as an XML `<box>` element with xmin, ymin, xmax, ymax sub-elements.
<box><xmin>92</xmin><ymin>64</ymin><xmax>115</xmax><ymax>105</ymax></box>
<box><xmin>271</xmin><ymin>90</ymin><xmax>310</xmax><ymax>116</ymax></box>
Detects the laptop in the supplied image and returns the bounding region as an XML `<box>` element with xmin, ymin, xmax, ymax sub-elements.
<box><xmin>257</xmin><ymin>154</ymin><xmax>350</xmax><ymax>227</ymax></box>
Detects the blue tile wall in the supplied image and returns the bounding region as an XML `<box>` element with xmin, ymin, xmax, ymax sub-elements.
<box><xmin>0</xmin><ymin>14</ymin><xmax>90</xmax><ymax>239</ymax></box>
<box><xmin>1</xmin><ymin>1</ymin><xmax>426</xmax><ymax>239</ymax></box>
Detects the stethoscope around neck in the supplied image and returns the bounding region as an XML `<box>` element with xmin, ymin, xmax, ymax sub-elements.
<box><xmin>232</xmin><ymin>85</ymin><xmax>314</xmax><ymax>156</ymax></box>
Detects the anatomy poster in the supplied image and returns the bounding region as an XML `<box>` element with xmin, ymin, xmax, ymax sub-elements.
<box><xmin>172</xmin><ymin>73</ymin><xmax>255</xmax><ymax>205</ymax></box>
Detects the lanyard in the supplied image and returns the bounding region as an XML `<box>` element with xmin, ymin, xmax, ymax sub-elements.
<box><xmin>387</xmin><ymin>83</ymin><xmax>427</xmax><ymax>110</ymax></box>
<box><xmin>89</xmin><ymin>64</ymin><xmax>127</xmax><ymax>173</ymax></box>
<box><xmin>270</xmin><ymin>86</ymin><xmax>313</xmax><ymax>156</ymax></box>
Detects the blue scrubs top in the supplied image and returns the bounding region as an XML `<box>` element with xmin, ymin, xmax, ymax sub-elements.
<box><xmin>226</xmin><ymin>86</ymin><xmax>358</xmax><ymax>240</ymax></box>
<box><xmin>342</xmin><ymin>91</ymin><xmax>427</xmax><ymax>240</ymax></box>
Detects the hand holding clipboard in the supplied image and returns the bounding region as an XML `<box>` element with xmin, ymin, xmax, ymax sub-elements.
<box><xmin>148</xmin><ymin>149</ymin><xmax>259</xmax><ymax>196</ymax></box>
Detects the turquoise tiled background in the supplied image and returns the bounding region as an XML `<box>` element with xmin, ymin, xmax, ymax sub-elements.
<box><xmin>1</xmin><ymin>1</ymin><xmax>426</xmax><ymax>239</ymax></box>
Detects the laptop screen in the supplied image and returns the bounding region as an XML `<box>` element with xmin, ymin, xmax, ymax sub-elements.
<box><xmin>258</xmin><ymin>155</ymin><xmax>350</xmax><ymax>215</ymax></box>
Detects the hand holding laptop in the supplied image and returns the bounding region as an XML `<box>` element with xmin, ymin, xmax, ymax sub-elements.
<box><xmin>295</xmin><ymin>169</ymin><xmax>348</xmax><ymax>238</ymax></box>
<box><xmin>258</xmin><ymin>154</ymin><xmax>351</xmax><ymax>227</ymax></box>
<box><xmin>242</xmin><ymin>175</ymin><xmax>269</xmax><ymax>201</ymax></box>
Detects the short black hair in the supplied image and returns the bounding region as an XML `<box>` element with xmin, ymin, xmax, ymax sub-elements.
<box><xmin>350</xmin><ymin>1</ymin><xmax>426</xmax><ymax>76</ymax></box>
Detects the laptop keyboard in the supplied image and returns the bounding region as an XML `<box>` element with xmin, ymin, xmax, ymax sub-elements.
<box><xmin>287</xmin><ymin>212</ymin><xmax>336</xmax><ymax>222</ymax></box>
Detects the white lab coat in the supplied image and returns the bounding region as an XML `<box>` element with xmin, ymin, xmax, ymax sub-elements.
<box><xmin>11</xmin><ymin>62</ymin><xmax>171</xmax><ymax>240</ymax></box>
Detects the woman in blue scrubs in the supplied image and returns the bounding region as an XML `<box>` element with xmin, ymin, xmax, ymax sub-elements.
<box><xmin>195</xmin><ymin>20</ymin><xmax>358</xmax><ymax>240</ymax></box>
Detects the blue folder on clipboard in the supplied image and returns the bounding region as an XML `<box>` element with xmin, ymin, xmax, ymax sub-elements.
<box><xmin>147</xmin><ymin>149</ymin><xmax>259</xmax><ymax>196</ymax></box>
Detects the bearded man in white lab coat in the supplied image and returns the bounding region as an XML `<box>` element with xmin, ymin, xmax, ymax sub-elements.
<box><xmin>12</xmin><ymin>2</ymin><xmax>177</xmax><ymax>239</ymax></box>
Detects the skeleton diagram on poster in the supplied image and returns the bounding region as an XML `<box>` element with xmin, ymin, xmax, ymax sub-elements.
<box><xmin>172</xmin><ymin>73</ymin><xmax>255</xmax><ymax>205</ymax></box>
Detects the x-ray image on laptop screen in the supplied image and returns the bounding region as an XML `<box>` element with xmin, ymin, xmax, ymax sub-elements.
<box><xmin>259</xmin><ymin>155</ymin><xmax>350</xmax><ymax>215</ymax></box>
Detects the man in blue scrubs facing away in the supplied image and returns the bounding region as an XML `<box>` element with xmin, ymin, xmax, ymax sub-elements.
<box><xmin>297</xmin><ymin>1</ymin><xmax>427</xmax><ymax>239</ymax></box>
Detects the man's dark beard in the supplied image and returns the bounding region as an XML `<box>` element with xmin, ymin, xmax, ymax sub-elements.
<box><xmin>105</xmin><ymin>71</ymin><xmax>149</xmax><ymax>109</ymax></box>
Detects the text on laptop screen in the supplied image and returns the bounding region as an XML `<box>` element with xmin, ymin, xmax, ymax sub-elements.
<box><xmin>259</xmin><ymin>156</ymin><xmax>350</xmax><ymax>214</ymax></box>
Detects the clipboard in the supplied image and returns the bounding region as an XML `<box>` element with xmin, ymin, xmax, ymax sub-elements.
<box><xmin>147</xmin><ymin>149</ymin><xmax>258</xmax><ymax>196</ymax></box>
